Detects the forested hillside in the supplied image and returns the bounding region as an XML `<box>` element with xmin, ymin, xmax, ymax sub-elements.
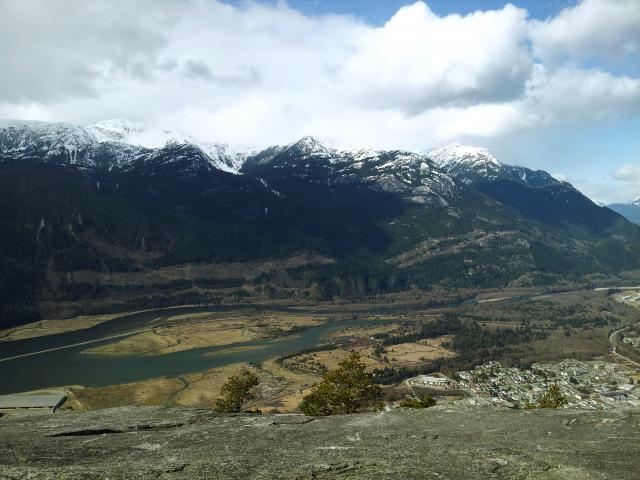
<box><xmin>1</xmin><ymin>121</ymin><xmax>639</xmax><ymax>326</ymax></box>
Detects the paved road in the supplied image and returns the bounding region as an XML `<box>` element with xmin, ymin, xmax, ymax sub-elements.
<box><xmin>609</xmin><ymin>322</ymin><xmax>640</xmax><ymax>368</ymax></box>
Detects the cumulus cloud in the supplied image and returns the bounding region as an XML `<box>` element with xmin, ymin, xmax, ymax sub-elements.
<box><xmin>524</xmin><ymin>66</ymin><xmax>640</xmax><ymax>122</ymax></box>
<box><xmin>340</xmin><ymin>2</ymin><xmax>532</xmax><ymax>114</ymax></box>
<box><xmin>529</xmin><ymin>0</ymin><xmax>640</xmax><ymax>62</ymax></box>
<box><xmin>0</xmin><ymin>0</ymin><xmax>638</xmax><ymax>150</ymax></box>
<box><xmin>614</xmin><ymin>164</ymin><xmax>640</xmax><ymax>185</ymax></box>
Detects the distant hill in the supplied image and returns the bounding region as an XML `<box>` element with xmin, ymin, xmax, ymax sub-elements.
<box><xmin>608</xmin><ymin>199</ymin><xmax>640</xmax><ymax>225</ymax></box>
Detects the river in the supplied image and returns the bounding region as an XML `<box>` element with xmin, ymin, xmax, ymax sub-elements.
<box><xmin>0</xmin><ymin>302</ymin><xmax>451</xmax><ymax>395</ymax></box>
<box><xmin>1</xmin><ymin>290</ymin><xmax>577</xmax><ymax>395</ymax></box>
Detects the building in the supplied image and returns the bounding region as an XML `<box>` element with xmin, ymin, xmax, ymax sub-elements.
<box><xmin>406</xmin><ymin>375</ymin><xmax>453</xmax><ymax>389</ymax></box>
<box><xmin>0</xmin><ymin>393</ymin><xmax>67</xmax><ymax>413</ymax></box>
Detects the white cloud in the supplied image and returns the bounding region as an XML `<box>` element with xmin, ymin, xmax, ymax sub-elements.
<box><xmin>614</xmin><ymin>164</ymin><xmax>640</xmax><ymax>184</ymax></box>
<box><xmin>0</xmin><ymin>0</ymin><xmax>638</xmax><ymax>151</ymax></box>
<box><xmin>0</xmin><ymin>0</ymin><xmax>181</xmax><ymax>103</ymax></box>
<box><xmin>605</xmin><ymin>164</ymin><xmax>640</xmax><ymax>202</ymax></box>
<box><xmin>524</xmin><ymin>66</ymin><xmax>640</xmax><ymax>121</ymax></box>
<box><xmin>529</xmin><ymin>0</ymin><xmax>640</xmax><ymax>62</ymax></box>
<box><xmin>340</xmin><ymin>2</ymin><xmax>532</xmax><ymax>114</ymax></box>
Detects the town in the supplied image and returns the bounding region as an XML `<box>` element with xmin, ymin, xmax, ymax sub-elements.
<box><xmin>452</xmin><ymin>360</ymin><xmax>640</xmax><ymax>409</ymax></box>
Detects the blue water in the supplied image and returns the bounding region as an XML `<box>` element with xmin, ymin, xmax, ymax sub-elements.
<box><xmin>0</xmin><ymin>304</ymin><xmax>400</xmax><ymax>394</ymax></box>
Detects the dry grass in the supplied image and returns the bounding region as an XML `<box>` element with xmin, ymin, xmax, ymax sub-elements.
<box><xmin>327</xmin><ymin>322</ymin><xmax>401</xmax><ymax>340</ymax></box>
<box><xmin>83</xmin><ymin>313</ymin><xmax>323</xmax><ymax>356</ymax></box>
<box><xmin>258</xmin><ymin>388</ymin><xmax>314</xmax><ymax>413</ymax></box>
<box><xmin>508</xmin><ymin>327</ymin><xmax>614</xmax><ymax>364</ymax></box>
<box><xmin>66</xmin><ymin>363</ymin><xmax>254</xmax><ymax>411</ymax></box>
<box><xmin>0</xmin><ymin>314</ymin><xmax>121</xmax><ymax>342</ymax></box>
<box><xmin>84</xmin><ymin>320</ymin><xmax>258</xmax><ymax>356</ymax></box>
<box><xmin>371</xmin><ymin>338</ymin><xmax>456</xmax><ymax>365</ymax></box>
<box><xmin>252</xmin><ymin>358</ymin><xmax>320</xmax><ymax>412</ymax></box>
<box><xmin>174</xmin><ymin>363</ymin><xmax>249</xmax><ymax>408</ymax></box>
<box><xmin>64</xmin><ymin>356</ymin><xmax>323</xmax><ymax>413</ymax></box>
<box><xmin>280</xmin><ymin>337</ymin><xmax>455</xmax><ymax>381</ymax></box>
<box><xmin>67</xmin><ymin>377</ymin><xmax>186</xmax><ymax>411</ymax></box>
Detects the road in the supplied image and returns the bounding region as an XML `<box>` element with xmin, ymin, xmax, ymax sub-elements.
<box><xmin>0</xmin><ymin>328</ymin><xmax>151</xmax><ymax>363</ymax></box>
<box><xmin>608</xmin><ymin>322</ymin><xmax>640</xmax><ymax>368</ymax></box>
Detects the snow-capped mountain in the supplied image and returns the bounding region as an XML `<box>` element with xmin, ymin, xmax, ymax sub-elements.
<box><xmin>0</xmin><ymin>119</ymin><xmax>617</xmax><ymax>228</ymax></box>
<box><xmin>424</xmin><ymin>141</ymin><xmax>620</xmax><ymax>231</ymax></box>
<box><xmin>86</xmin><ymin>119</ymin><xmax>247</xmax><ymax>174</ymax></box>
<box><xmin>607</xmin><ymin>198</ymin><xmax>640</xmax><ymax>225</ymax></box>
<box><xmin>0</xmin><ymin>119</ymin><xmax>246</xmax><ymax>174</ymax></box>
<box><xmin>242</xmin><ymin>136</ymin><xmax>457</xmax><ymax>204</ymax></box>
<box><xmin>427</xmin><ymin>144</ymin><xmax>504</xmax><ymax>182</ymax></box>
<box><xmin>0</xmin><ymin>119</ymin><xmax>99</xmax><ymax>167</ymax></box>
<box><xmin>427</xmin><ymin>143</ymin><xmax>558</xmax><ymax>188</ymax></box>
<box><xmin>86</xmin><ymin>119</ymin><xmax>193</xmax><ymax>148</ymax></box>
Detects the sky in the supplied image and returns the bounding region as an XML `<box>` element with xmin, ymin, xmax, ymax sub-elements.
<box><xmin>0</xmin><ymin>0</ymin><xmax>639</xmax><ymax>203</ymax></box>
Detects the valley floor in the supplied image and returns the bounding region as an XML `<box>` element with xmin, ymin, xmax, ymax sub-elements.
<box><xmin>3</xmin><ymin>288</ymin><xmax>640</xmax><ymax>414</ymax></box>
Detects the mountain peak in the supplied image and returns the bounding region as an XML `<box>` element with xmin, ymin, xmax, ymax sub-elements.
<box><xmin>428</xmin><ymin>143</ymin><xmax>501</xmax><ymax>167</ymax></box>
<box><xmin>427</xmin><ymin>143</ymin><xmax>503</xmax><ymax>184</ymax></box>
<box><xmin>286</xmin><ymin>135</ymin><xmax>360</xmax><ymax>155</ymax></box>
<box><xmin>86</xmin><ymin>120</ymin><xmax>249</xmax><ymax>174</ymax></box>
<box><xmin>288</xmin><ymin>135</ymin><xmax>332</xmax><ymax>154</ymax></box>
<box><xmin>86</xmin><ymin>119</ymin><xmax>194</xmax><ymax>149</ymax></box>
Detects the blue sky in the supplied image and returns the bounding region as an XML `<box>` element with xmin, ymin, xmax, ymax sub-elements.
<box><xmin>224</xmin><ymin>1</ymin><xmax>578</xmax><ymax>23</ymax></box>
<box><xmin>1</xmin><ymin>0</ymin><xmax>638</xmax><ymax>202</ymax></box>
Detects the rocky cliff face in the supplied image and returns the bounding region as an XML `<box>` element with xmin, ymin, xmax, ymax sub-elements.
<box><xmin>0</xmin><ymin>404</ymin><xmax>638</xmax><ymax>479</ymax></box>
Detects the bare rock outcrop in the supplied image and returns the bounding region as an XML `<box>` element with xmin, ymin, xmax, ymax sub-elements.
<box><xmin>1</xmin><ymin>404</ymin><xmax>638</xmax><ymax>479</ymax></box>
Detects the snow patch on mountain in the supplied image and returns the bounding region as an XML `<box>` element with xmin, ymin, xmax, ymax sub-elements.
<box><xmin>0</xmin><ymin>120</ymin><xmax>561</xmax><ymax>198</ymax></box>
<box><xmin>86</xmin><ymin>119</ymin><xmax>194</xmax><ymax>149</ymax></box>
<box><xmin>0</xmin><ymin>119</ymin><xmax>98</xmax><ymax>166</ymax></box>
<box><xmin>243</xmin><ymin>135</ymin><xmax>457</xmax><ymax>203</ymax></box>
<box><xmin>199</xmin><ymin>142</ymin><xmax>254</xmax><ymax>174</ymax></box>
<box><xmin>427</xmin><ymin>143</ymin><xmax>504</xmax><ymax>183</ymax></box>
<box><xmin>87</xmin><ymin>119</ymin><xmax>246</xmax><ymax>174</ymax></box>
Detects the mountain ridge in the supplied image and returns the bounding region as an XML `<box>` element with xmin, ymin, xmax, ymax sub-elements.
<box><xmin>0</xmin><ymin>118</ymin><xmax>609</xmax><ymax>202</ymax></box>
<box><xmin>1</xmin><ymin>118</ymin><xmax>638</xmax><ymax>325</ymax></box>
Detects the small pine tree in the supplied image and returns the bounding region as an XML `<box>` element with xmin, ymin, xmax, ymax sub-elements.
<box><xmin>537</xmin><ymin>384</ymin><xmax>568</xmax><ymax>409</ymax></box>
<box><xmin>299</xmin><ymin>351</ymin><xmax>382</xmax><ymax>416</ymax></box>
<box><xmin>215</xmin><ymin>370</ymin><xmax>260</xmax><ymax>413</ymax></box>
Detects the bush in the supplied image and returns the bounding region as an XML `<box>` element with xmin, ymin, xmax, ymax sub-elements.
<box><xmin>525</xmin><ymin>384</ymin><xmax>568</xmax><ymax>409</ymax></box>
<box><xmin>537</xmin><ymin>384</ymin><xmax>568</xmax><ymax>408</ymax></box>
<box><xmin>299</xmin><ymin>352</ymin><xmax>383</xmax><ymax>416</ymax></box>
<box><xmin>399</xmin><ymin>395</ymin><xmax>436</xmax><ymax>409</ymax></box>
<box><xmin>214</xmin><ymin>370</ymin><xmax>260</xmax><ymax>413</ymax></box>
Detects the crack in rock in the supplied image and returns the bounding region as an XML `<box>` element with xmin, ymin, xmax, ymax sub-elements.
<box><xmin>48</xmin><ymin>428</ymin><xmax>124</xmax><ymax>437</ymax></box>
<box><xmin>47</xmin><ymin>422</ymin><xmax>185</xmax><ymax>437</ymax></box>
